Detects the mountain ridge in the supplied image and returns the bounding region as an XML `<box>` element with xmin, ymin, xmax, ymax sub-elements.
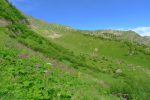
<box><xmin>26</xmin><ymin>16</ymin><xmax>150</xmax><ymax>47</ymax></box>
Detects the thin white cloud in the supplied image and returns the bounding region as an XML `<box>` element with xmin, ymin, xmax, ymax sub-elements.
<box><xmin>131</xmin><ymin>27</ymin><xmax>150</xmax><ymax>36</ymax></box>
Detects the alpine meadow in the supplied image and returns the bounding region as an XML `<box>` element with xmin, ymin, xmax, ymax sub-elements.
<box><xmin>0</xmin><ymin>0</ymin><xmax>150</xmax><ymax>100</ymax></box>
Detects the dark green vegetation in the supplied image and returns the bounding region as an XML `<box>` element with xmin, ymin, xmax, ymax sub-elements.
<box><xmin>0</xmin><ymin>0</ymin><xmax>150</xmax><ymax>99</ymax></box>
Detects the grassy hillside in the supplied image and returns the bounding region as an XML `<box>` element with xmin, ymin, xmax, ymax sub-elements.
<box><xmin>27</xmin><ymin>16</ymin><xmax>150</xmax><ymax>67</ymax></box>
<box><xmin>81</xmin><ymin>30</ymin><xmax>150</xmax><ymax>46</ymax></box>
<box><xmin>0</xmin><ymin>0</ymin><xmax>150</xmax><ymax>99</ymax></box>
<box><xmin>1</xmin><ymin>28</ymin><xmax>118</xmax><ymax>99</ymax></box>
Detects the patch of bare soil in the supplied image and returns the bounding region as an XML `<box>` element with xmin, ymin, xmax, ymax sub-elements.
<box><xmin>0</xmin><ymin>19</ymin><xmax>9</xmax><ymax>27</ymax></box>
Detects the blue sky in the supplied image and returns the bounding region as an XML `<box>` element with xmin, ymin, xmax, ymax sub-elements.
<box><xmin>9</xmin><ymin>0</ymin><xmax>150</xmax><ymax>36</ymax></box>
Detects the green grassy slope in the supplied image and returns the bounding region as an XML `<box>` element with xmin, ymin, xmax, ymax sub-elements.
<box><xmin>28</xmin><ymin>16</ymin><xmax>150</xmax><ymax>67</ymax></box>
<box><xmin>81</xmin><ymin>30</ymin><xmax>150</xmax><ymax>46</ymax></box>
<box><xmin>0</xmin><ymin>0</ymin><xmax>150</xmax><ymax>99</ymax></box>
<box><xmin>1</xmin><ymin>27</ymin><xmax>150</xmax><ymax>100</ymax></box>
<box><xmin>1</xmin><ymin>28</ymin><xmax>119</xmax><ymax>99</ymax></box>
<box><xmin>52</xmin><ymin>31</ymin><xmax>150</xmax><ymax>67</ymax></box>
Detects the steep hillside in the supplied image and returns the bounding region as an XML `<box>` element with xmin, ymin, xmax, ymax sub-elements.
<box><xmin>27</xmin><ymin>16</ymin><xmax>150</xmax><ymax>67</ymax></box>
<box><xmin>27</xmin><ymin>16</ymin><xmax>75</xmax><ymax>39</ymax></box>
<box><xmin>0</xmin><ymin>0</ymin><xmax>150</xmax><ymax>100</ymax></box>
<box><xmin>27</xmin><ymin>16</ymin><xmax>150</xmax><ymax>46</ymax></box>
<box><xmin>0</xmin><ymin>0</ymin><xmax>117</xmax><ymax>99</ymax></box>
<box><xmin>1</xmin><ymin>27</ymin><xmax>120</xmax><ymax>99</ymax></box>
